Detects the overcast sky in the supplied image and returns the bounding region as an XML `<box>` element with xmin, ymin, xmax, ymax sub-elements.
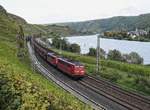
<box><xmin>0</xmin><ymin>0</ymin><xmax>150</xmax><ymax>24</ymax></box>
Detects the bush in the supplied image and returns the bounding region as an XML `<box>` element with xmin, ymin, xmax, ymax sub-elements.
<box><xmin>100</xmin><ymin>48</ymin><xmax>106</xmax><ymax>59</ymax></box>
<box><xmin>135</xmin><ymin>76</ymin><xmax>150</xmax><ymax>94</ymax></box>
<box><xmin>107</xmin><ymin>49</ymin><xmax>122</xmax><ymax>61</ymax></box>
<box><xmin>129</xmin><ymin>52</ymin><xmax>143</xmax><ymax>64</ymax></box>
<box><xmin>100</xmin><ymin>67</ymin><xmax>122</xmax><ymax>82</ymax></box>
<box><xmin>0</xmin><ymin>73</ymin><xmax>22</xmax><ymax>110</ymax></box>
<box><xmin>51</xmin><ymin>36</ymin><xmax>81</xmax><ymax>54</ymax></box>
<box><xmin>88</xmin><ymin>48</ymin><xmax>96</xmax><ymax>57</ymax></box>
<box><xmin>88</xmin><ymin>48</ymin><xmax>106</xmax><ymax>59</ymax></box>
<box><xmin>69</xmin><ymin>43</ymin><xmax>81</xmax><ymax>53</ymax></box>
<box><xmin>101</xmin><ymin>60</ymin><xmax>150</xmax><ymax>77</ymax></box>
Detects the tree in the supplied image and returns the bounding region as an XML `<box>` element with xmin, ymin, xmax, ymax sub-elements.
<box><xmin>51</xmin><ymin>36</ymin><xmax>61</xmax><ymax>49</ymax></box>
<box><xmin>129</xmin><ymin>52</ymin><xmax>143</xmax><ymax>64</ymax></box>
<box><xmin>122</xmin><ymin>54</ymin><xmax>131</xmax><ymax>63</ymax></box>
<box><xmin>51</xmin><ymin>36</ymin><xmax>70</xmax><ymax>51</ymax></box>
<box><xmin>107</xmin><ymin>49</ymin><xmax>122</xmax><ymax>61</ymax></box>
<box><xmin>61</xmin><ymin>38</ymin><xmax>70</xmax><ymax>51</ymax></box>
<box><xmin>88</xmin><ymin>48</ymin><xmax>96</xmax><ymax>56</ymax></box>
<box><xmin>16</xmin><ymin>25</ymin><xmax>26</xmax><ymax>59</ymax></box>
<box><xmin>88</xmin><ymin>48</ymin><xmax>106</xmax><ymax>59</ymax></box>
<box><xmin>99</xmin><ymin>48</ymin><xmax>106</xmax><ymax>59</ymax></box>
<box><xmin>69</xmin><ymin>43</ymin><xmax>81</xmax><ymax>53</ymax></box>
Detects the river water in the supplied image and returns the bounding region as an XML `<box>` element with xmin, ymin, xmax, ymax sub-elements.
<box><xmin>66</xmin><ymin>35</ymin><xmax>150</xmax><ymax>64</ymax></box>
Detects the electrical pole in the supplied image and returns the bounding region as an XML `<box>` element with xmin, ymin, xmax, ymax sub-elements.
<box><xmin>59</xmin><ymin>36</ymin><xmax>63</xmax><ymax>55</ymax></box>
<box><xmin>59</xmin><ymin>40</ymin><xmax>62</xmax><ymax>54</ymax></box>
<box><xmin>96</xmin><ymin>34</ymin><xmax>100</xmax><ymax>74</ymax></box>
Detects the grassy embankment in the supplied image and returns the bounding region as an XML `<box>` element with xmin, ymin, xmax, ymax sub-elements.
<box><xmin>51</xmin><ymin>48</ymin><xmax>150</xmax><ymax>96</ymax></box>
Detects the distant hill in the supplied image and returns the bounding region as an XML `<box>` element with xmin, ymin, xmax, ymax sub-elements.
<box><xmin>1</xmin><ymin>4</ymin><xmax>150</xmax><ymax>39</ymax></box>
<box><xmin>54</xmin><ymin>14</ymin><xmax>150</xmax><ymax>34</ymax></box>
<box><xmin>0</xmin><ymin>5</ymin><xmax>75</xmax><ymax>39</ymax></box>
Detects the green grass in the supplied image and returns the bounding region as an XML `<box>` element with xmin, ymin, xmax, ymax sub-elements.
<box><xmin>0</xmin><ymin>36</ymin><xmax>92</xmax><ymax>110</ymax></box>
<box><xmin>0</xmin><ymin>14</ymin><xmax>18</xmax><ymax>40</ymax></box>
<box><xmin>51</xmin><ymin>48</ymin><xmax>150</xmax><ymax>95</ymax></box>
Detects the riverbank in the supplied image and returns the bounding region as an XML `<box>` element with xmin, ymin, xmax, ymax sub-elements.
<box><xmin>66</xmin><ymin>35</ymin><xmax>150</xmax><ymax>64</ymax></box>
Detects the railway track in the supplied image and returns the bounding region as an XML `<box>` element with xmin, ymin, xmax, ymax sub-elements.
<box><xmin>28</xmin><ymin>42</ymin><xmax>150</xmax><ymax>110</ymax></box>
<box><xmin>27</xmin><ymin>42</ymin><xmax>106</xmax><ymax>110</ymax></box>
<box><xmin>79</xmin><ymin>76</ymin><xmax>150</xmax><ymax>110</ymax></box>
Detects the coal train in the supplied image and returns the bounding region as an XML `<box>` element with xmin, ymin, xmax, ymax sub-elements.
<box><xmin>31</xmin><ymin>38</ymin><xmax>86</xmax><ymax>78</ymax></box>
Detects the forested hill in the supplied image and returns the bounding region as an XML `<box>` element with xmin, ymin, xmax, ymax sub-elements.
<box><xmin>1</xmin><ymin>4</ymin><xmax>150</xmax><ymax>37</ymax></box>
<box><xmin>54</xmin><ymin>13</ymin><xmax>150</xmax><ymax>34</ymax></box>
<box><xmin>0</xmin><ymin>5</ymin><xmax>75</xmax><ymax>38</ymax></box>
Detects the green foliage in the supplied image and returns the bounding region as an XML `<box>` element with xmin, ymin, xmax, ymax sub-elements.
<box><xmin>69</xmin><ymin>43</ymin><xmax>81</xmax><ymax>53</ymax></box>
<box><xmin>0</xmin><ymin>74</ymin><xmax>22</xmax><ymax>110</ymax></box>
<box><xmin>106</xmin><ymin>49</ymin><xmax>143</xmax><ymax>64</ymax></box>
<box><xmin>51</xmin><ymin>36</ymin><xmax>61</xmax><ymax>48</ymax></box>
<box><xmin>51</xmin><ymin>36</ymin><xmax>70</xmax><ymax>51</ymax></box>
<box><xmin>99</xmin><ymin>48</ymin><xmax>106</xmax><ymax>59</ymax></box>
<box><xmin>107</xmin><ymin>49</ymin><xmax>122</xmax><ymax>61</ymax></box>
<box><xmin>129</xmin><ymin>52</ymin><xmax>143</xmax><ymax>64</ymax></box>
<box><xmin>100</xmin><ymin>67</ymin><xmax>122</xmax><ymax>82</ymax></box>
<box><xmin>101</xmin><ymin>60</ymin><xmax>150</xmax><ymax>77</ymax></box>
<box><xmin>0</xmin><ymin>11</ymin><xmax>18</xmax><ymax>40</ymax></box>
<box><xmin>51</xmin><ymin>35</ymin><xmax>81</xmax><ymax>54</ymax></box>
<box><xmin>104</xmin><ymin>31</ymin><xmax>128</xmax><ymax>40</ymax></box>
<box><xmin>88</xmin><ymin>48</ymin><xmax>96</xmax><ymax>56</ymax></box>
<box><xmin>134</xmin><ymin>76</ymin><xmax>150</xmax><ymax>94</ymax></box>
<box><xmin>88</xmin><ymin>48</ymin><xmax>106</xmax><ymax>59</ymax></box>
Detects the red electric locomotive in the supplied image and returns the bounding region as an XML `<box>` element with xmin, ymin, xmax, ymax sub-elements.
<box><xmin>47</xmin><ymin>52</ymin><xmax>58</xmax><ymax>66</ymax></box>
<box><xmin>57</xmin><ymin>58</ymin><xmax>85</xmax><ymax>78</ymax></box>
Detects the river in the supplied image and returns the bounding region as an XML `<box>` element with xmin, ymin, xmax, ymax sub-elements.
<box><xmin>66</xmin><ymin>35</ymin><xmax>150</xmax><ymax>64</ymax></box>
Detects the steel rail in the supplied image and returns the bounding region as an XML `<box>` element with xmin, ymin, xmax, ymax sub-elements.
<box><xmin>28</xmin><ymin>41</ymin><xmax>150</xmax><ymax>110</ymax></box>
<box><xmin>27</xmin><ymin>42</ymin><xmax>106</xmax><ymax>110</ymax></box>
<box><xmin>79</xmin><ymin>76</ymin><xmax>150</xmax><ymax>110</ymax></box>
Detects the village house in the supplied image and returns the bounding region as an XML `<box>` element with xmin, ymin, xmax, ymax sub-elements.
<box><xmin>127</xmin><ymin>28</ymin><xmax>148</xmax><ymax>39</ymax></box>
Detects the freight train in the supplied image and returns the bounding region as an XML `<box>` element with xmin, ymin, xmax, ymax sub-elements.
<box><xmin>31</xmin><ymin>38</ymin><xmax>86</xmax><ymax>78</ymax></box>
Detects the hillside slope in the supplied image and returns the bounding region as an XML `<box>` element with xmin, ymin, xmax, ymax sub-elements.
<box><xmin>0</xmin><ymin>5</ymin><xmax>18</xmax><ymax>40</ymax></box>
<box><xmin>0</xmin><ymin>5</ymin><xmax>75</xmax><ymax>38</ymax></box>
<box><xmin>54</xmin><ymin>14</ymin><xmax>150</xmax><ymax>34</ymax></box>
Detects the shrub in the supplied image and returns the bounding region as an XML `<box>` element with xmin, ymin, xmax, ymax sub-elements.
<box><xmin>107</xmin><ymin>49</ymin><xmax>122</xmax><ymax>61</ymax></box>
<box><xmin>88</xmin><ymin>48</ymin><xmax>96</xmax><ymax>57</ymax></box>
<box><xmin>129</xmin><ymin>52</ymin><xmax>143</xmax><ymax>64</ymax></box>
<box><xmin>100</xmin><ymin>67</ymin><xmax>122</xmax><ymax>82</ymax></box>
<box><xmin>69</xmin><ymin>43</ymin><xmax>81</xmax><ymax>54</ymax></box>
<box><xmin>135</xmin><ymin>76</ymin><xmax>150</xmax><ymax>94</ymax></box>
<box><xmin>0</xmin><ymin>73</ymin><xmax>22</xmax><ymax>110</ymax></box>
<box><xmin>101</xmin><ymin>60</ymin><xmax>150</xmax><ymax>77</ymax></box>
<box><xmin>88</xmin><ymin>48</ymin><xmax>106</xmax><ymax>59</ymax></box>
